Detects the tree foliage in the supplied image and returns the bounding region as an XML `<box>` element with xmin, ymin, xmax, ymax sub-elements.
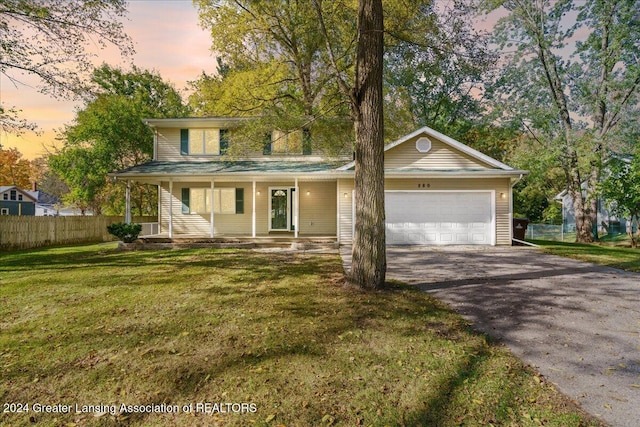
<box><xmin>192</xmin><ymin>0</ymin><xmax>493</xmax><ymax>156</ymax></box>
<box><xmin>0</xmin><ymin>0</ymin><xmax>133</xmax><ymax>132</ymax></box>
<box><xmin>192</xmin><ymin>0</ymin><xmax>356</xmax><ymax>156</ymax></box>
<box><xmin>600</xmin><ymin>154</ymin><xmax>640</xmax><ymax>247</ymax></box>
<box><xmin>485</xmin><ymin>0</ymin><xmax>640</xmax><ymax>242</ymax></box>
<box><xmin>384</xmin><ymin>1</ymin><xmax>497</xmax><ymax>143</ymax></box>
<box><xmin>30</xmin><ymin>156</ymin><xmax>69</xmax><ymax>208</ymax></box>
<box><xmin>0</xmin><ymin>148</ymin><xmax>34</xmax><ymax>188</ymax></box>
<box><xmin>194</xmin><ymin>0</ymin><xmax>351</xmax><ymax>117</ymax></box>
<box><xmin>50</xmin><ymin>65</ymin><xmax>189</xmax><ymax>215</ymax></box>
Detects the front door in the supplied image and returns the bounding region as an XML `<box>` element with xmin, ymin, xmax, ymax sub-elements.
<box><xmin>269</xmin><ymin>187</ymin><xmax>297</xmax><ymax>231</ymax></box>
<box><xmin>270</xmin><ymin>188</ymin><xmax>289</xmax><ymax>231</ymax></box>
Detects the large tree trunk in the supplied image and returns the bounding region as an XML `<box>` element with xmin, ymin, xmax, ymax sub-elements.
<box><xmin>350</xmin><ymin>0</ymin><xmax>386</xmax><ymax>289</ymax></box>
<box><xmin>572</xmin><ymin>188</ymin><xmax>594</xmax><ymax>243</ymax></box>
<box><xmin>568</xmin><ymin>159</ymin><xmax>595</xmax><ymax>244</ymax></box>
<box><xmin>587</xmin><ymin>166</ymin><xmax>600</xmax><ymax>241</ymax></box>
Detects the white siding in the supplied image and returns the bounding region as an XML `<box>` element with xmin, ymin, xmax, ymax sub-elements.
<box><xmin>160</xmin><ymin>182</ymin><xmax>251</xmax><ymax>235</ymax></box>
<box><xmin>159</xmin><ymin>180</ymin><xmax>337</xmax><ymax>236</ymax></box>
<box><xmin>337</xmin><ymin>179</ymin><xmax>354</xmax><ymax>243</ymax></box>
<box><xmin>385</xmin><ymin>135</ymin><xmax>493</xmax><ymax>170</ymax></box>
<box><xmin>298</xmin><ymin>181</ymin><xmax>336</xmax><ymax>235</ymax></box>
<box><xmin>155</xmin><ymin>127</ymin><xmax>337</xmax><ymax>161</ymax></box>
<box><xmin>338</xmin><ymin>178</ymin><xmax>511</xmax><ymax>245</ymax></box>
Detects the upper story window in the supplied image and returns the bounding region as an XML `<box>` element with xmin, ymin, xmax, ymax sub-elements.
<box><xmin>2</xmin><ymin>193</ymin><xmax>7</xmax><ymax>200</ymax></box>
<box><xmin>10</xmin><ymin>190</ymin><xmax>17</xmax><ymax>201</ymax></box>
<box><xmin>264</xmin><ymin>129</ymin><xmax>312</xmax><ymax>155</ymax></box>
<box><xmin>180</xmin><ymin>129</ymin><xmax>229</xmax><ymax>156</ymax></box>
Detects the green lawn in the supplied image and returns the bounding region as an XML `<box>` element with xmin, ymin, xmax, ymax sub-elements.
<box><xmin>533</xmin><ymin>239</ymin><xmax>640</xmax><ymax>272</ymax></box>
<box><xmin>0</xmin><ymin>244</ymin><xmax>604</xmax><ymax>426</ymax></box>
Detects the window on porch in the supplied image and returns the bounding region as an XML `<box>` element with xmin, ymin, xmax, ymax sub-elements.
<box><xmin>182</xmin><ymin>188</ymin><xmax>244</xmax><ymax>214</ymax></box>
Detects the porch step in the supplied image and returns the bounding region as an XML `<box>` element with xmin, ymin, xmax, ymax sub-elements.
<box><xmin>130</xmin><ymin>237</ymin><xmax>338</xmax><ymax>251</ymax></box>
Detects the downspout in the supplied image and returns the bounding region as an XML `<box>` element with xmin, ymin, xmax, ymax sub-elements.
<box><xmin>252</xmin><ymin>180</ymin><xmax>256</xmax><ymax>238</ymax></box>
<box><xmin>169</xmin><ymin>179</ymin><xmax>173</xmax><ymax>238</ymax></box>
<box><xmin>153</xmin><ymin>129</ymin><xmax>158</xmax><ymax>160</ymax></box>
<box><xmin>125</xmin><ymin>180</ymin><xmax>131</xmax><ymax>224</ymax></box>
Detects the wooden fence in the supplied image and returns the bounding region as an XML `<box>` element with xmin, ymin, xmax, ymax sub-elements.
<box><xmin>0</xmin><ymin>216</ymin><xmax>157</xmax><ymax>251</ymax></box>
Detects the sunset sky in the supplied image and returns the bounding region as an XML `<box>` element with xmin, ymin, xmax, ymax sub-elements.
<box><xmin>0</xmin><ymin>0</ymin><xmax>214</xmax><ymax>159</ymax></box>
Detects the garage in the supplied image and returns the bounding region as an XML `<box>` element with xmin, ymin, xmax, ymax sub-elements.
<box><xmin>385</xmin><ymin>191</ymin><xmax>494</xmax><ymax>245</ymax></box>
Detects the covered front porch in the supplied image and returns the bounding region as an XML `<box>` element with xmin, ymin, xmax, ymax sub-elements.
<box><xmin>121</xmin><ymin>176</ymin><xmax>340</xmax><ymax>241</ymax></box>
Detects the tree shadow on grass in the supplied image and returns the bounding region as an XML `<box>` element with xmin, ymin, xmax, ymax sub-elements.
<box><xmin>1</xmin><ymin>247</ymin><xmax>603</xmax><ymax>426</ymax></box>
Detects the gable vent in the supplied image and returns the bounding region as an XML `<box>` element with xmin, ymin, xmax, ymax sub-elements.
<box><xmin>416</xmin><ymin>137</ymin><xmax>432</xmax><ymax>153</ymax></box>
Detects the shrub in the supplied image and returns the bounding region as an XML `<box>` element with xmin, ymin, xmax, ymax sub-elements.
<box><xmin>107</xmin><ymin>222</ymin><xmax>142</xmax><ymax>243</ymax></box>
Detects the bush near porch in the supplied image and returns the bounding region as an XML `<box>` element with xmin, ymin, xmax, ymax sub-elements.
<box><xmin>0</xmin><ymin>244</ymin><xmax>604</xmax><ymax>426</ymax></box>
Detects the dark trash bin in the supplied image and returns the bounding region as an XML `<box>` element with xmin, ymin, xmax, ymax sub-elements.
<box><xmin>513</xmin><ymin>218</ymin><xmax>529</xmax><ymax>245</ymax></box>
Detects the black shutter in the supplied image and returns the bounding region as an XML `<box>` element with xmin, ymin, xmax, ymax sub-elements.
<box><xmin>219</xmin><ymin>129</ymin><xmax>229</xmax><ymax>155</ymax></box>
<box><xmin>302</xmin><ymin>128</ymin><xmax>312</xmax><ymax>155</ymax></box>
<box><xmin>180</xmin><ymin>129</ymin><xmax>189</xmax><ymax>155</ymax></box>
<box><xmin>235</xmin><ymin>188</ymin><xmax>244</xmax><ymax>214</ymax></box>
<box><xmin>263</xmin><ymin>133</ymin><xmax>272</xmax><ymax>155</ymax></box>
<box><xmin>181</xmin><ymin>188</ymin><xmax>190</xmax><ymax>214</ymax></box>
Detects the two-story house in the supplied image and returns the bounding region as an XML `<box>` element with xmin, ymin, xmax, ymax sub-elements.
<box><xmin>111</xmin><ymin>118</ymin><xmax>527</xmax><ymax>245</ymax></box>
<box><xmin>0</xmin><ymin>186</ymin><xmax>37</xmax><ymax>216</ymax></box>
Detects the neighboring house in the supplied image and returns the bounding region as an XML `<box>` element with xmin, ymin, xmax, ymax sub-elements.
<box><xmin>0</xmin><ymin>184</ymin><xmax>87</xmax><ymax>217</ymax></box>
<box><xmin>555</xmin><ymin>187</ymin><xmax>624</xmax><ymax>234</ymax></box>
<box><xmin>55</xmin><ymin>206</ymin><xmax>94</xmax><ymax>216</ymax></box>
<box><xmin>32</xmin><ymin>188</ymin><xmax>61</xmax><ymax>216</ymax></box>
<box><xmin>0</xmin><ymin>186</ymin><xmax>37</xmax><ymax>216</ymax></box>
<box><xmin>112</xmin><ymin>118</ymin><xmax>527</xmax><ymax>246</ymax></box>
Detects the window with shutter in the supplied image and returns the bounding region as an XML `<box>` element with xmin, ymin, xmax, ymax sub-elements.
<box><xmin>302</xmin><ymin>128</ymin><xmax>312</xmax><ymax>155</ymax></box>
<box><xmin>181</xmin><ymin>188</ymin><xmax>190</xmax><ymax>214</ymax></box>
<box><xmin>235</xmin><ymin>188</ymin><xmax>244</xmax><ymax>214</ymax></box>
<box><xmin>219</xmin><ymin>129</ymin><xmax>229</xmax><ymax>155</ymax></box>
<box><xmin>181</xmin><ymin>129</ymin><xmax>225</xmax><ymax>155</ymax></box>
<box><xmin>183</xmin><ymin>188</ymin><xmax>244</xmax><ymax>215</ymax></box>
<box><xmin>263</xmin><ymin>133</ymin><xmax>272</xmax><ymax>155</ymax></box>
<box><xmin>180</xmin><ymin>129</ymin><xmax>189</xmax><ymax>155</ymax></box>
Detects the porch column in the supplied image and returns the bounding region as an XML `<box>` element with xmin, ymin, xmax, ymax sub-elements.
<box><xmin>252</xmin><ymin>180</ymin><xmax>256</xmax><ymax>238</ymax></box>
<box><xmin>168</xmin><ymin>179</ymin><xmax>173</xmax><ymax>238</ymax></box>
<box><xmin>157</xmin><ymin>184</ymin><xmax>161</xmax><ymax>235</ymax></box>
<box><xmin>125</xmin><ymin>180</ymin><xmax>131</xmax><ymax>224</ymax></box>
<box><xmin>214</xmin><ymin>180</ymin><xmax>215</xmax><ymax>237</ymax></box>
<box><xmin>294</xmin><ymin>178</ymin><xmax>299</xmax><ymax>238</ymax></box>
<box><xmin>336</xmin><ymin>181</ymin><xmax>341</xmax><ymax>244</ymax></box>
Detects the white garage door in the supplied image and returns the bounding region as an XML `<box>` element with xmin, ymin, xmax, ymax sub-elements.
<box><xmin>385</xmin><ymin>191</ymin><xmax>494</xmax><ymax>245</ymax></box>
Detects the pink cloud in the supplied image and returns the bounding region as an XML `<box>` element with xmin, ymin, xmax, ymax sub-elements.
<box><xmin>1</xmin><ymin>1</ymin><xmax>214</xmax><ymax>158</ymax></box>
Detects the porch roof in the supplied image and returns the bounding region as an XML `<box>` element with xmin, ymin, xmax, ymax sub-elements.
<box><xmin>111</xmin><ymin>160</ymin><xmax>349</xmax><ymax>178</ymax></box>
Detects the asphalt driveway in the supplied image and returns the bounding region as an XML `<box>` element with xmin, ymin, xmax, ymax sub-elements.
<box><xmin>341</xmin><ymin>246</ymin><xmax>640</xmax><ymax>427</ymax></box>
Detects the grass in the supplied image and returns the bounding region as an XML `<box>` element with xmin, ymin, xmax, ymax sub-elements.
<box><xmin>0</xmin><ymin>244</ymin><xmax>605</xmax><ymax>427</ymax></box>
<box><xmin>532</xmin><ymin>239</ymin><xmax>640</xmax><ymax>272</ymax></box>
